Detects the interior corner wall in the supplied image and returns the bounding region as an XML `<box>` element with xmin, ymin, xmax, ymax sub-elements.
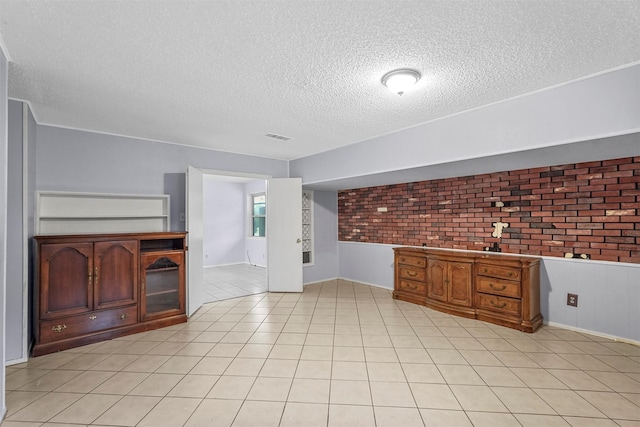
<box><xmin>1</xmin><ymin>43</ymin><xmax>9</xmax><ymax>422</ymax></box>
<box><xmin>202</xmin><ymin>178</ymin><xmax>246</xmax><ymax>267</ymax></box>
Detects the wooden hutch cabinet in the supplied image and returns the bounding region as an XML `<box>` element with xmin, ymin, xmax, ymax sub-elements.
<box><xmin>34</xmin><ymin>232</ymin><xmax>187</xmax><ymax>356</ymax></box>
<box><xmin>394</xmin><ymin>247</ymin><xmax>542</xmax><ymax>332</ymax></box>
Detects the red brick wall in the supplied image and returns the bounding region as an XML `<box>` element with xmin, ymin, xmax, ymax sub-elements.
<box><xmin>338</xmin><ymin>156</ymin><xmax>640</xmax><ymax>263</ymax></box>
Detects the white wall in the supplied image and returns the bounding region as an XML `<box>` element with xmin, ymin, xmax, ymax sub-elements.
<box><xmin>203</xmin><ymin>178</ymin><xmax>246</xmax><ymax>266</ymax></box>
<box><xmin>202</xmin><ymin>177</ymin><xmax>269</xmax><ymax>268</ymax></box>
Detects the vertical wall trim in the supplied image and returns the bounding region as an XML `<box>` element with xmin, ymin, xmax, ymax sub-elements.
<box><xmin>0</xmin><ymin>43</ymin><xmax>8</xmax><ymax>423</ymax></box>
<box><xmin>18</xmin><ymin>102</ymin><xmax>28</xmax><ymax>363</ymax></box>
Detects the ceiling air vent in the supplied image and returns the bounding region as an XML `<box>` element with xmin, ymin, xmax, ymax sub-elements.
<box><xmin>265</xmin><ymin>133</ymin><xmax>291</xmax><ymax>141</ymax></box>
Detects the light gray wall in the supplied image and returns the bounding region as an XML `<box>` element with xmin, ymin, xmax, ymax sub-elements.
<box><xmin>303</xmin><ymin>190</ymin><xmax>339</xmax><ymax>284</ymax></box>
<box><xmin>6</xmin><ymin>100</ymin><xmax>25</xmax><ymax>363</ymax></box>
<box><xmin>203</xmin><ymin>178</ymin><xmax>245</xmax><ymax>267</ymax></box>
<box><xmin>1</xmin><ymin>43</ymin><xmax>9</xmax><ymax>422</ymax></box>
<box><xmin>4</xmin><ymin>101</ymin><xmax>36</xmax><ymax>368</ymax></box>
<box><xmin>338</xmin><ymin>241</ymin><xmax>640</xmax><ymax>342</ymax></box>
<box><xmin>35</xmin><ymin>125</ymin><xmax>288</xmax><ymax>232</ymax></box>
<box><xmin>541</xmin><ymin>258</ymin><xmax>640</xmax><ymax>341</ymax></box>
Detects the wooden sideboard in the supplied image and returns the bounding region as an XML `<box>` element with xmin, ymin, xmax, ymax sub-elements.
<box><xmin>33</xmin><ymin>232</ymin><xmax>187</xmax><ymax>356</ymax></box>
<box><xmin>393</xmin><ymin>247</ymin><xmax>542</xmax><ymax>332</ymax></box>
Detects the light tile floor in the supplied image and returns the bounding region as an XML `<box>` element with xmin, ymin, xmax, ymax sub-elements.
<box><xmin>203</xmin><ymin>264</ymin><xmax>267</xmax><ymax>303</ymax></box>
<box><xmin>3</xmin><ymin>280</ymin><xmax>640</xmax><ymax>427</ymax></box>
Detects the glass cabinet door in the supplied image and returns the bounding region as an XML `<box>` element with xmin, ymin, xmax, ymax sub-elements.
<box><xmin>140</xmin><ymin>252</ymin><xmax>185</xmax><ymax>321</ymax></box>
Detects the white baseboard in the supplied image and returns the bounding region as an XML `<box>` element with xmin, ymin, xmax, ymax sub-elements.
<box><xmin>545</xmin><ymin>321</ymin><xmax>640</xmax><ymax>346</ymax></box>
<box><xmin>204</xmin><ymin>262</ymin><xmax>265</xmax><ymax>269</ymax></box>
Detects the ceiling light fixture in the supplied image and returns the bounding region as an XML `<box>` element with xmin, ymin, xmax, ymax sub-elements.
<box><xmin>381</xmin><ymin>69</ymin><xmax>421</xmax><ymax>96</ymax></box>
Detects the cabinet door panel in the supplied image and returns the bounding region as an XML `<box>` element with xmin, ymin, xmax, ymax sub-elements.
<box><xmin>94</xmin><ymin>240</ymin><xmax>138</xmax><ymax>310</ymax></box>
<box><xmin>40</xmin><ymin>243</ymin><xmax>94</xmax><ymax>319</ymax></box>
<box><xmin>427</xmin><ymin>260</ymin><xmax>448</xmax><ymax>302</ymax></box>
<box><xmin>449</xmin><ymin>261</ymin><xmax>473</xmax><ymax>307</ymax></box>
<box><xmin>141</xmin><ymin>252</ymin><xmax>185</xmax><ymax>321</ymax></box>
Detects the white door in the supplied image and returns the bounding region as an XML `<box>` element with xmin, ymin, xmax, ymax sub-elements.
<box><xmin>267</xmin><ymin>178</ymin><xmax>303</xmax><ymax>292</ymax></box>
<box><xmin>186</xmin><ymin>165</ymin><xmax>205</xmax><ymax>316</ymax></box>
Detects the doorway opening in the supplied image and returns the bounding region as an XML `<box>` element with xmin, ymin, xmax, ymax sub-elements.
<box><xmin>202</xmin><ymin>174</ymin><xmax>267</xmax><ymax>302</ymax></box>
<box><xmin>187</xmin><ymin>167</ymin><xmax>303</xmax><ymax>316</ymax></box>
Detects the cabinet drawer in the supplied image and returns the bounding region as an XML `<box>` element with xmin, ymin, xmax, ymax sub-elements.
<box><xmin>477</xmin><ymin>264</ymin><xmax>521</xmax><ymax>281</ymax></box>
<box><xmin>397</xmin><ymin>279</ymin><xmax>427</xmax><ymax>296</ymax></box>
<box><xmin>476</xmin><ymin>277</ymin><xmax>521</xmax><ymax>298</ymax></box>
<box><xmin>399</xmin><ymin>266</ymin><xmax>426</xmax><ymax>282</ymax></box>
<box><xmin>39</xmin><ymin>305</ymin><xmax>137</xmax><ymax>344</ymax></box>
<box><xmin>476</xmin><ymin>294</ymin><xmax>521</xmax><ymax>317</ymax></box>
<box><xmin>397</xmin><ymin>255</ymin><xmax>426</xmax><ymax>268</ymax></box>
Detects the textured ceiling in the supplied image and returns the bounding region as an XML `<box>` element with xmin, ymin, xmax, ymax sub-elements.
<box><xmin>1</xmin><ymin>0</ymin><xmax>639</xmax><ymax>160</ymax></box>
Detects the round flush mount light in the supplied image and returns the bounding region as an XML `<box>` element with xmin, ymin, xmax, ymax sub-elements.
<box><xmin>382</xmin><ymin>69</ymin><xmax>421</xmax><ymax>96</ymax></box>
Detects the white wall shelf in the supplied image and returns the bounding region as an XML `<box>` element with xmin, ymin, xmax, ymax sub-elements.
<box><xmin>36</xmin><ymin>191</ymin><xmax>170</xmax><ymax>235</ymax></box>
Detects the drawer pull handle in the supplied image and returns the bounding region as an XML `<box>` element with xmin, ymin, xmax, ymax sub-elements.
<box><xmin>120</xmin><ymin>313</ymin><xmax>128</xmax><ymax>320</ymax></box>
<box><xmin>400</xmin><ymin>257</ymin><xmax>406</xmax><ymax>262</ymax></box>
<box><xmin>89</xmin><ymin>315</ymin><xmax>97</xmax><ymax>320</ymax></box>
<box><xmin>407</xmin><ymin>271</ymin><xmax>417</xmax><ymax>277</ymax></box>
<box><xmin>508</xmin><ymin>272</ymin><xmax>514</xmax><ymax>277</ymax></box>
<box><xmin>489</xmin><ymin>283</ymin><xmax>506</xmax><ymax>291</ymax></box>
<box><xmin>490</xmin><ymin>301</ymin><xmax>507</xmax><ymax>309</ymax></box>
<box><xmin>52</xmin><ymin>324</ymin><xmax>67</xmax><ymax>333</ymax></box>
<box><xmin>406</xmin><ymin>284</ymin><xmax>417</xmax><ymax>291</ymax></box>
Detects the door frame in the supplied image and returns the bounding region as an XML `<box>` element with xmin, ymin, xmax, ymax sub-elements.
<box><xmin>186</xmin><ymin>168</ymin><xmax>271</xmax><ymax>316</ymax></box>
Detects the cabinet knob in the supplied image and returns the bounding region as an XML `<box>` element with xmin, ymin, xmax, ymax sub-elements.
<box><xmin>51</xmin><ymin>324</ymin><xmax>67</xmax><ymax>333</ymax></box>
<box><xmin>89</xmin><ymin>315</ymin><xmax>97</xmax><ymax>320</ymax></box>
<box><xmin>120</xmin><ymin>313</ymin><xmax>128</xmax><ymax>320</ymax></box>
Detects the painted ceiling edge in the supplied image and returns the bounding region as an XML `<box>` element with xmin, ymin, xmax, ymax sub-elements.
<box><xmin>0</xmin><ymin>32</ymin><xmax>12</xmax><ymax>62</ymax></box>
<box><xmin>8</xmin><ymin>61</ymin><xmax>639</xmax><ymax>164</ymax></box>
<box><xmin>9</xmin><ymin>103</ymin><xmax>292</xmax><ymax>162</ymax></box>
<box><xmin>289</xmin><ymin>61</ymin><xmax>640</xmax><ymax>162</ymax></box>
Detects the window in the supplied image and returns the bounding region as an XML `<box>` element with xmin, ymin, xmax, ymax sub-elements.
<box><xmin>251</xmin><ymin>193</ymin><xmax>266</xmax><ymax>237</ymax></box>
<box><xmin>302</xmin><ymin>190</ymin><xmax>313</xmax><ymax>264</ymax></box>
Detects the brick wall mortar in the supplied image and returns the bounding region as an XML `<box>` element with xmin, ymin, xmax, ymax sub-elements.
<box><xmin>338</xmin><ymin>156</ymin><xmax>640</xmax><ymax>264</ymax></box>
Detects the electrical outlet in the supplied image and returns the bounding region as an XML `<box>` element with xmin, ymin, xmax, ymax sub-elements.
<box><xmin>567</xmin><ymin>293</ymin><xmax>578</xmax><ymax>307</ymax></box>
